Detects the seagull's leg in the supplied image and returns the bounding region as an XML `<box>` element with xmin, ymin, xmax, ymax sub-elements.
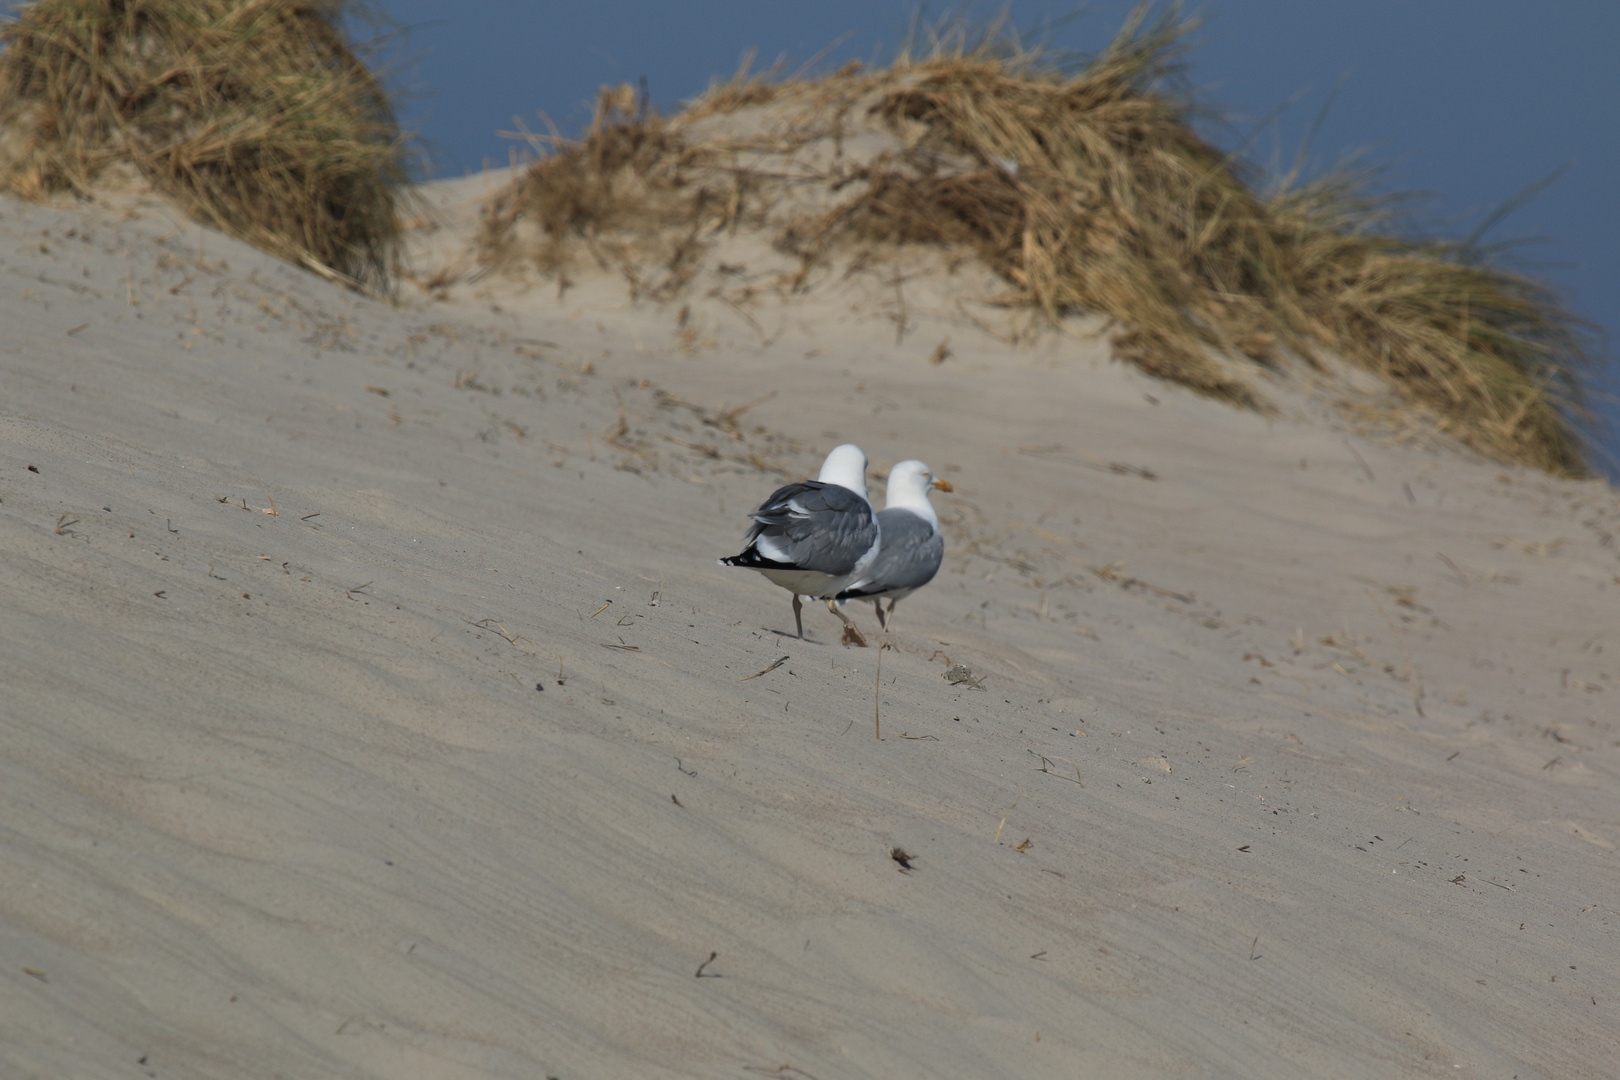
<box><xmin>792</xmin><ymin>594</ymin><xmax>804</xmax><ymax>639</ymax></box>
<box><xmin>870</xmin><ymin>599</ymin><xmax>887</xmax><ymax>631</ymax></box>
<box><xmin>884</xmin><ymin>599</ymin><xmax>898</xmax><ymax>631</ymax></box>
<box><xmin>827</xmin><ymin>598</ymin><xmax>868</xmax><ymax>647</ymax></box>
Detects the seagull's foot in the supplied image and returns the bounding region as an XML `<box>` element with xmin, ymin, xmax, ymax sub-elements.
<box><xmin>827</xmin><ymin>597</ymin><xmax>868</xmax><ymax>647</ymax></box>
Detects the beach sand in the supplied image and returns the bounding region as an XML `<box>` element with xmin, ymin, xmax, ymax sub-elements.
<box><xmin>3</xmin><ymin>177</ymin><xmax>1618</xmax><ymax>1078</ymax></box>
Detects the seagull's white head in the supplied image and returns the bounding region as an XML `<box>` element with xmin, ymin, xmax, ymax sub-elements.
<box><xmin>818</xmin><ymin>443</ymin><xmax>870</xmax><ymax>500</ymax></box>
<box><xmin>884</xmin><ymin>460</ymin><xmax>952</xmax><ymax>520</ymax></box>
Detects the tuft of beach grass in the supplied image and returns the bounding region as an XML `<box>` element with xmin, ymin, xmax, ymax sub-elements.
<box><xmin>0</xmin><ymin>0</ymin><xmax>411</xmax><ymax>292</ymax></box>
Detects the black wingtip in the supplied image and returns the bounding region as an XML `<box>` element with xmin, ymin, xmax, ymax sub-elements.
<box><xmin>721</xmin><ymin>549</ymin><xmax>797</xmax><ymax>571</ymax></box>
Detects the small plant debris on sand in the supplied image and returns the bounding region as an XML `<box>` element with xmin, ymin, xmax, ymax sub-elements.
<box><xmin>944</xmin><ymin>663</ymin><xmax>986</xmax><ymax>690</ymax></box>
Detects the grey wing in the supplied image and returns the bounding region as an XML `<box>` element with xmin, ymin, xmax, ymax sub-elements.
<box><xmin>735</xmin><ymin>481</ymin><xmax>877</xmax><ymax>574</ymax></box>
<box><xmin>839</xmin><ymin>508</ymin><xmax>942</xmax><ymax>597</ymax></box>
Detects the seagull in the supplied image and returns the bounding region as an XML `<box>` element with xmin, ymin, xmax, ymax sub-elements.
<box><xmin>719</xmin><ymin>443</ymin><xmax>881</xmax><ymax>644</ymax></box>
<box><xmin>836</xmin><ymin>460</ymin><xmax>951</xmax><ymax>631</ymax></box>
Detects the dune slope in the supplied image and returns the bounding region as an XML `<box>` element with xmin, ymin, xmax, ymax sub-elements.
<box><xmin>2</xmin><ymin>182</ymin><xmax>1618</xmax><ymax>1079</ymax></box>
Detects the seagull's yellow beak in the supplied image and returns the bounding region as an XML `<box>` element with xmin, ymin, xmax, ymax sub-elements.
<box><xmin>932</xmin><ymin>477</ymin><xmax>953</xmax><ymax>492</ymax></box>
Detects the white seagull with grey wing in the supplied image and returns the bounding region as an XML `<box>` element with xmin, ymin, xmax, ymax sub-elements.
<box><xmin>719</xmin><ymin>443</ymin><xmax>881</xmax><ymax>645</ymax></box>
<box><xmin>836</xmin><ymin>460</ymin><xmax>951</xmax><ymax>631</ymax></box>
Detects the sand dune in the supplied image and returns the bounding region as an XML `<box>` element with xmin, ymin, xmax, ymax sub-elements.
<box><xmin>3</xmin><ymin>180</ymin><xmax>1618</xmax><ymax>1079</ymax></box>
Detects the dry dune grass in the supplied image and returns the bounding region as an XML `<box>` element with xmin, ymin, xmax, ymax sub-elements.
<box><xmin>478</xmin><ymin>10</ymin><xmax>1590</xmax><ymax>475</ymax></box>
<box><xmin>479</xmin><ymin>83</ymin><xmax>701</xmax><ymax>294</ymax></box>
<box><xmin>0</xmin><ymin>0</ymin><xmax>408</xmax><ymax>291</ymax></box>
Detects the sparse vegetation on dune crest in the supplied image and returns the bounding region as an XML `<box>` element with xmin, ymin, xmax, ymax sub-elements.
<box><xmin>0</xmin><ymin>0</ymin><xmax>409</xmax><ymax>291</ymax></box>
<box><xmin>477</xmin><ymin>8</ymin><xmax>1592</xmax><ymax>475</ymax></box>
